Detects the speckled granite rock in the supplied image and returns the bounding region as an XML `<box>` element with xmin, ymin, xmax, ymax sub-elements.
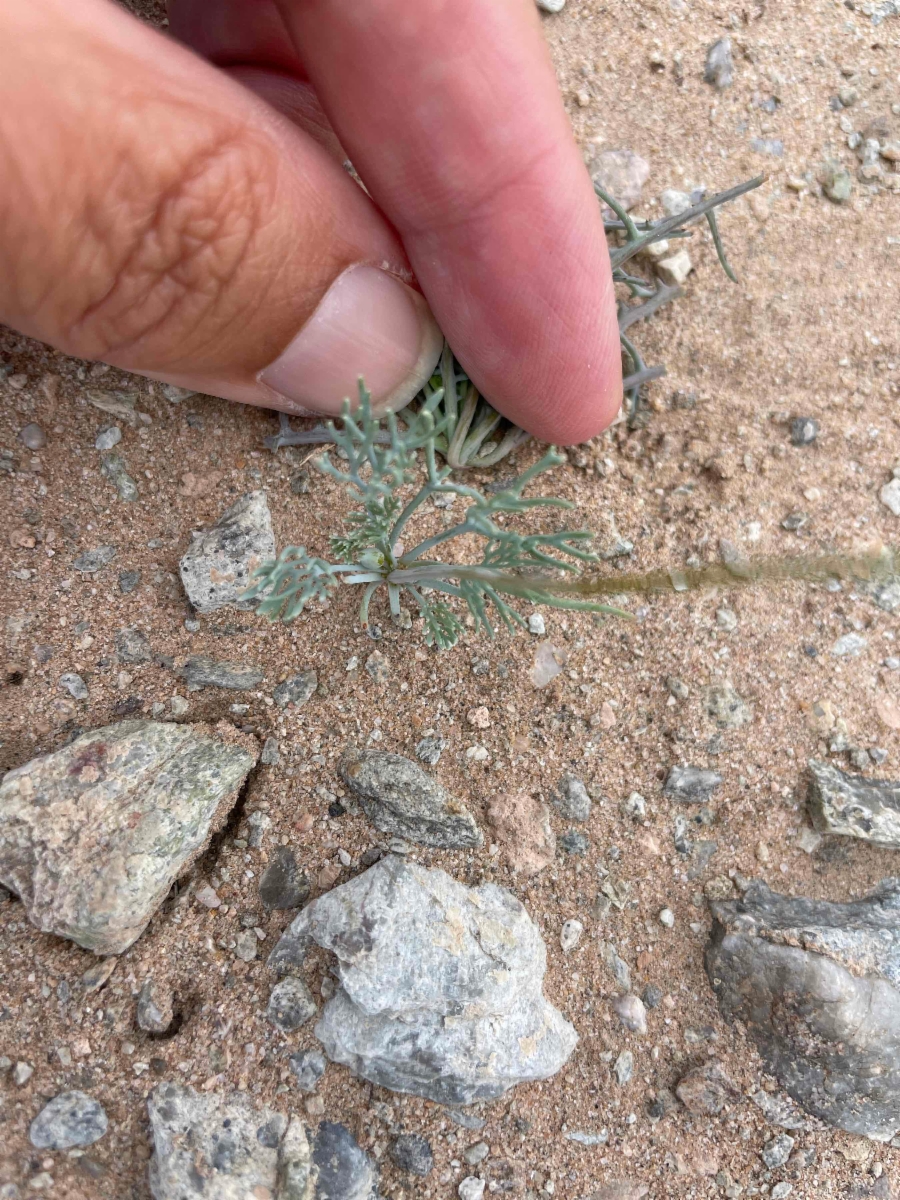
<box><xmin>147</xmin><ymin>1085</ymin><xmax>378</xmax><ymax>1200</ymax></box>
<box><xmin>338</xmin><ymin>748</ymin><xmax>481</xmax><ymax>849</ymax></box>
<box><xmin>0</xmin><ymin>721</ymin><xmax>257</xmax><ymax>954</ymax></box>
<box><xmin>269</xmin><ymin>855</ymin><xmax>577</xmax><ymax>1104</ymax></box>
<box><xmin>179</xmin><ymin>491</ymin><xmax>276</xmax><ymax>613</ymax></box>
<box><xmin>808</xmin><ymin>758</ymin><xmax>900</xmax><ymax>846</ymax></box>
<box><xmin>707</xmin><ymin>878</ymin><xmax>900</xmax><ymax>1140</ymax></box>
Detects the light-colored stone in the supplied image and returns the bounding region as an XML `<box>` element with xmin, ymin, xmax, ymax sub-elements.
<box><xmin>0</xmin><ymin>721</ymin><xmax>257</xmax><ymax>954</ymax></box>
<box><xmin>179</xmin><ymin>491</ymin><xmax>276</xmax><ymax>613</ymax></box>
<box><xmin>808</xmin><ymin>758</ymin><xmax>900</xmax><ymax>847</ymax></box>
<box><xmin>655</xmin><ymin>249</ymin><xmax>693</xmax><ymax>286</ymax></box>
<box><xmin>590</xmin><ymin>149</ymin><xmax>651</xmax><ymax>211</ymax></box>
<box><xmin>881</xmin><ymin>478</ymin><xmax>900</xmax><ymax>516</ymax></box>
<box><xmin>29</xmin><ymin>1092</ymin><xmax>107</xmax><ymax>1150</ymax></box>
<box><xmin>269</xmin><ymin>856</ymin><xmax>577</xmax><ymax>1105</ymax></box>
<box><xmin>486</xmin><ymin>792</ymin><xmax>555</xmax><ymax>876</ymax></box>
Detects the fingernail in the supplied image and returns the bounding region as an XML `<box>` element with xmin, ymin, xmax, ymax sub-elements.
<box><xmin>259</xmin><ymin>265</ymin><xmax>443</xmax><ymax>415</ymax></box>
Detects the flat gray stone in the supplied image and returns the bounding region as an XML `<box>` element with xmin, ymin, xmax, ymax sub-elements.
<box><xmin>289</xmin><ymin>1050</ymin><xmax>326</xmax><ymax>1094</ymax></box>
<box><xmin>116</xmin><ymin>626</ymin><xmax>151</xmax><ymax>664</ymax></box>
<box><xmin>313</xmin><ymin>1121</ymin><xmax>379</xmax><ymax>1200</ymax></box>
<box><xmin>148</xmin><ymin>1084</ymin><xmax>315</xmax><ymax>1200</ymax></box>
<box><xmin>705</xmin><ymin>685</ymin><xmax>752</xmax><ymax>729</ymax></box>
<box><xmin>707</xmin><ymin>878</ymin><xmax>900</xmax><ymax>1139</ymax></box>
<box><xmin>73</xmin><ymin>546</ymin><xmax>117</xmax><ymax>573</ymax></box>
<box><xmin>273</xmin><ymin>670</ymin><xmax>318</xmax><ymax>709</ymax></box>
<box><xmin>59</xmin><ymin>672</ymin><xmax>88</xmax><ymax>701</ymax></box>
<box><xmin>664</xmin><ymin>766</ymin><xmax>723</xmax><ymax>802</ymax></box>
<box><xmin>338</xmin><ymin>748</ymin><xmax>481</xmax><ymax>850</ymax></box>
<box><xmin>179</xmin><ymin>491</ymin><xmax>276</xmax><ymax>613</ymax></box>
<box><xmin>705</xmin><ymin>37</ymin><xmax>734</xmax><ymax>89</ymax></box>
<box><xmin>0</xmin><ymin>721</ymin><xmax>257</xmax><ymax>954</ymax></box>
<box><xmin>808</xmin><ymin>758</ymin><xmax>900</xmax><ymax>847</ymax></box>
<box><xmin>589</xmin><ymin>149</ymin><xmax>650</xmax><ymax>211</ymax></box>
<box><xmin>269</xmin><ymin>856</ymin><xmax>576</xmax><ymax>1105</ymax></box>
<box><xmin>180</xmin><ymin>656</ymin><xmax>264</xmax><ymax>691</ymax></box>
<box><xmin>30</xmin><ymin>1091</ymin><xmax>107</xmax><ymax>1150</ymax></box>
<box><xmin>555</xmin><ymin>775</ymin><xmax>591</xmax><ymax>822</ymax></box>
<box><xmin>259</xmin><ymin>846</ymin><xmax>310</xmax><ymax>910</ymax></box>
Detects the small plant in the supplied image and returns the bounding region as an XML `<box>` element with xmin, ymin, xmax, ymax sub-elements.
<box><xmin>245</xmin><ymin>388</ymin><xmax>626</xmax><ymax>649</ymax></box>
<box><xmin>265</xmin><ymin>176</ymin><xmax>764</xmax><ymax>464</ymax></box>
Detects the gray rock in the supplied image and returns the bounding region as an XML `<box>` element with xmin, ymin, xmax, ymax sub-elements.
<box><xmin>705</xmin><ymin>685</ymin><xmax>752</xmax><ymax>728</ymax></box>
<box><xmin>179</xmin><ymin>491</ymin><xmax>276</xmax><ymax>613</ymax></box>
<box><xmin>235</xmin><ymin>930</ymin><xmax>258</xmax><ymax>962</ymax></box>
<box><xmin>750</xmin><ymin>137</ymin><xmax>784</xmax><ymax>157</ymax></box>
<box><xmin>704</xmin><ymin>38</ymin><xmax>734</xmax><ymax>89</ymax></box>
<box><xmin>0</xmin><ymin>720</ymin><xmax>257</xmax><ymax>954</ymax></box>
<box><xmin>95</xmin><ymin>425</ymin><xmax>121</xmax><ymax>451</ymax></box>
<box><xmin>289</xmin><ymin>1050</ymin><xmax>326</xmax><ymax>1093</ymax></box>
<box><xmin>274</xmin><ymin>670</ymin><xmax>318</xmax><ymax>709</ymax></box>
<box><xmin>262</xmin><ymin>737</ymin><xmax>281</xmax><ymax>767</ymax></box>
<box><xmin>59</xmin><ymin>672</ymin><xmax>88</xmax><ymax>701</ymax></box>
<box><xmin>313</xmin><ymin>1121</ymin><xmax>379</xmax><ymax>1200</ymax></box>
<box><xmin>415</xmin><ymin>736</ymin><xmax>445</xmax><ymax>766</ymax></box>
<box><xmin>116</xmin><ymin>626</ymin><xmax>151</xmax><ymax>664</ymax></box>
<box><xmin>555</xmin><ymin>774</ymin><xmax>591</xmax><ymax>822</ymax></box>
<box><xmin>869</xmin><ymin>581</ymin><xmax>900</xmax><ymax>614</ymax></box>
<box><xmin>761</xmin><ymin>1133</ymin><xmax>795</xmax><ymax>1169</ymax></box>
<box><xmin>832</xmin><ymin>632</ymin><xmax>867</xmax><ymax>657</ymax></box>
<box><xmin>147</xmin><ymin>1084</ymin><xmax>317</xmax><ymax>1200</ymax></box>
<box><xmin>260</xmin><ymin>847</ymin><xmax>310</xmax><ymax>910</ymax></box>
<box><xmin>535</xmin><ymin>0</ymin><xmax>565</xmax><ymax>10</ymax></box>
<box><xmin>267</xmin><ymin>977</ymin><xmax>317</xmax><ymax>1032</ymax></box>
<box><xmin>790</xmin><ymin>416</ymin><xmax>819</xmax><ymax>446</ymax></box>
<box><xmin>29</xmin><ymin>1092</ymin><xmax>107</xmax><ymax>1150</ymax></box>
<box><xmin>13</xmin><ymin>1061</ymin><xmax>33</xmax><ymax>1086</ymax></box>
<box><xmin>73</xmin><ymin>546</ymin><xmax>117</xmax><ymax>574</ymax></box>
<box><xmin>822</xmin><ymin>160</ymin><xmax>853</xmax><ymax>203</ymax></box>
<box><xmin>707</xmin><ymin>878</ymin><xmax>900</xmax><ymax>1139</ymax></box>
<box><xmin>100</xmin><ymin>451</ymin><xmax>139</xmax><ymax>502</ymax></box>
<box><xmin>808</xmin><ymin>758</ymin><xmax>900</xmax><ymax>847</ymax></box>
<box><xmin>137</xmin><ymin>979</ymin><xmax>174</xmax><ymax>1034</ymax></box>
<box><xmin>118</xmin><ymin>569</ymin><xmax>141</xmax><ymax>594</ymax></box>
<box><xmin>664</xmin><ymin>766</ymin><xmax>723</xmax><ymax>803</ymax></box>
<box><xmin>459</xmin><ymin>1180</ymin><xmax>485</xmax><ymax>1200</ymax></box>
<box><xmin>614</xmin><ymin>1050</ymin><xmax>633</xmax><ymax>1086</ymax></box>
<box><xmin>749</xmin><ymin>1088</ymin><xmax>806</xmax><ymax>1131</ymax></box>
<box><xmin>180</xmin><ymin>656</ymin><xmax>264</xmax><ymax>691</ymax></box>
<box><xmin>269</xmin><ymin>856</ymin><xmax>577</xmax><ymax>1104</ymax></box>
<box><xmin>559</xmin><ymin>829</ymin><xmax>589</xmax><ymax>856</ymax></box>
<box><xmin>338</xmin><ymin>748</ymin><xmax>481</xmax><ymax>850</ymax></box>
<box><xmin>390</xmin><ymin>1134</ymin><xmax>433</xmax><ymax>1177</ymax></box>
<box><xmin>612</xmin><ymin>994</ymin><xmax>647</xmax><ymax>1034</ymax></box>
<box><xmin>19</xmin><ymin>423</ymin><xmax>47</xmax><ymax>451</ymax></box>
<box><xmin>589</xmin><ymin>149</ymin><xmax>650</xmax><ymax>211</ymax></box>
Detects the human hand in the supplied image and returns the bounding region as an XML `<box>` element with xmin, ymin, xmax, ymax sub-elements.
<box><xmin>0</xmin><ymin>0</ymin><xmax>621</xmax><ymax>444</ymax></box>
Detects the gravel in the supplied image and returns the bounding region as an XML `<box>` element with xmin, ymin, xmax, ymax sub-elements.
<box><xmin>790</xmin><ymin>416</ymin><xmax>819</xmax><ymax>445</ymax></box>
<box><xmin>18</xmin><ymin>423</ymin><xmax>47</xmax><ymax>450</ymax></box>
<box><xmin>73</xmin><ymin>545</ymin><xmax>117</xmax><ymax>573</ymax></box>
<box><xmin>288</xmin><ymin>1049</ymin><xmax>326</xmax><ymax>1093</ymax></box>
<box><xmin>266</xmin><ymin>976</ymin><xmax>317</xmax><ymax>1032</ymax></box>
<box><xmin>555</xmin><ymin>774</ymin><xmax>592</xmax><ymax>822</ymax></box>
<box><xmin>272</xmin><ymin>669</ymin><xmax>318</xmax><ymax>708</ymax></box>
<box><xmin>59</xmin><ymin>672</ymin><xmax>88</xmax><ymax>700</ymax></box>
<box><xmin>95</xmin><ymin>425</ymin><xmax>122</xmax><ymax>451</ymax></box>
<box><xmin>137</xmin><ymin>979</ymin><xmax>174</xmax><ymax>1034</ymax></box>
<box><xmin>761</xmin><ymin>1133</ymin><xmax>795</xmax><ymax>1169</ymax></box>
<box><xmin>612</xmin><ymin>994</ymin><xmax>647</xmax><ymax>1034</ymax></box>
<box><xmin>391</xmin><ymin>1133</ymin><xmax>434</xmax><ymax>1176</ymax></box>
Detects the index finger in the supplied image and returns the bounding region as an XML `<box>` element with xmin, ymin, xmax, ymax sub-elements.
<box><xmin>276</xmin><ymin>0</ymin><xmax>622</xmax><ymax>445</ymax></box>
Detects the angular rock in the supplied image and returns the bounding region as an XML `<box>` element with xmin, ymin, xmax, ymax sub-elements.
<box><xmin>664</xmin><ymin>766</ymin><xmax>723</xmax><ymax>803</ymax></box>
<box><xmin>179</xmin><ymin>491</ymin><xmax>276</xmax><ymax>613</ymax></box>
<box><xmin>761</xmin><ymin>1133</ymin><xmax>795</xmax><ymax>1168</ymax></box>
<box><xmin>749</xmin><ymin>1088</ymin><xmax>806</xmax><ymax>1131</ymax></box>
<box><xmin>415</xmin><ymin>736</ymin><xmax>445</xmax><ymax>766</ymax></box>
<box><xmin>180</xmin><ymin>656</ymin><xmax>264</xmax><ymax>691</ymax></box>
<box><xmin>289</xmin><ymin>1050</ymin><xmax>326</xmax><ymax>1093</ymax></box>
<box><xmin>259</xmin><ymin>846</ymin><xmax>310</xmax><ymax>910</ymax></box>
<box><xmin>705</xmin><ymin>685</ymin><xmax>752</xmax><ymax>728</ymax></box>
<box><xmin>0</xmin><ymin>720</ymin><xmax>258</xmax><ymax>954</ymax></box>
<box><xmin>30</xmin><ymin>1092</ymin><xmax>108</xmax><ymax>1150</ymax></box>
<box><xmin>313</xmin><ymin>1121</ymin><xmax>379</xmax><ymax>1200</ymax></box>
<box><xmin>118</xmin><ymin>569</ymin><xmax>141</xmax><ymax>594</ymax></box>
<box><xmin>147</xmin><ymin>1084</ymin><xmax>320</xmax><ymax>1199</ymax></box>
<box><xmin>100</xmin><ymin>451</ymin><xmax>139</xmax><ymax>502</ymax></box>
<box><xmin>269</xmin><ymin>855</ymin><xmax>577</xmax><ymax>1104</ymax></box>
<box><xmin>704</xmin><ymin>38</ymin><xmax>734</xmax><ymax>89</ymax></box>
<box><xmin>790</xmin><ymin>416</ymin><xmax>819</xmax><ymax>446</ymax></box>
<box><xmin>612</xmin><ymin>994</ymin><xmax>647</xmax><ymax>1035</ymax></box>
<box><xmin>267</xmin><ymin>977</ymin><xmax>317</xmax><ymax>1032</ymax></box>
<box><xmin>390</xmin><ymin>1134</ymin><xmax>434</xmax><ymax>1177</ymax></box>
<box><xmin>338</xmin><ymin>748</ymin><xmax>481</xmax><ymax>850</ymax></box>
<box><xmin>116</xmin><ymin>626</ymin><xmax>151</xmax><ymax>664</ymax></box>
<box><xmin>808</xmin><ymin>758</ymin><xmax>900</xmax><ymax>847</ymax></box>
<box><xmin>273</xmin><ymin>670</ymin><xmax>318</xmax><ymax>709</ymax></box>
<box><xmin>675</xmin><ymin>1062</ymin><xmax>737</xmax><ymax>1115</ymax></box>
<box><xmin>707</xmin><ymin>878</ymin><xmax>900</xmax><ymax>1139</ymax></box>
<box><xmin>555</xmin><ymin>774</ymin><xmax>591</xmax><ymax>822</ymax></box>
<box><xmin>589</xmin><ymin>148</ymin><xmax>650</xmax><ymax>211</ymax></box>
<box><xmin>73</xmin><ymin>546</ymin><xmax>116</xmax><ymax>574</ymax></box>
<box><xmin>59</xmin><ymin>672</ymin><xmax>88</xmax><ymax>700</ymax></box>
<box><xmin>137</xmin><ymin>979</ymin><xmax>174</xmax><ymax>1034</ymax></box>
<box><xmin>486</xmin><ymin>792</ymin><xmax>555</xmax><ymax>876</ymax></box>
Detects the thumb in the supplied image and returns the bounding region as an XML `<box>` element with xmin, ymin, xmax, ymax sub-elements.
<box><xmin>0</xmin><ymin>0</ymin><xmax>443</xmax><ymax>415</ymax></box>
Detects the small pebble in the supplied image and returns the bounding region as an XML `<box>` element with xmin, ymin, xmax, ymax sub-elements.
<box><xmin>59</xmin><ymin>673</ymin><xmax>88</xmax><ymax>701</ymax></box>
<box><xmin>19</xmin><ymin>423</ymin><xmax>46</xmax><ymax>450</ymax></box>
<box><xmin>169</xmin><ymin>695</ymin><xmax>189</xmax><ymax>717</ymax></box>
<box><xmin>527</xmin><ymin>614</ymin><xmax>546</xmax><ymax>636</ymax></box>
<box><xmin>463</xmin><ymin>1142</ymin><xmax>489</xmax><ymax>1166</ymax></box>
<box><xmin>458</xmin><ymin>1178</ymin><xmax>486</xmax><ymax>1200</ymax></box>
<box><xmin>831</xmin><ymin>633</ymin><xmax>867</xmax><ymax>657</ymax></box>
<box><xmin>234</xmin><ymin>931</ymin><xmax>258</xmax><ymax>961</ymax></box>
<box><xmin>659</xmin><ymin>907</ymin><xmax>675</xmax><ymax>928</ymax></box>
<box><xmin>762</xmin><ymin>1133</ymin><xmax>795</xmax><ymax>1169</ymax></box>
<box><xmin>29</xmin><ymin>1092</ymin><xmax>108</xmax><ymax>1150</ymax></box>
<box><xmin>560</xmin><ymin>919</ymin><xmax>584</xmax><ymax>952</ymax></box>
<box><xmin>13</xmin><ymin>1061</ymin><xmax>34</xmax><ymax>1087</ymax></box>
<box><xmin>704</xmin><ymin>38</ymin><xmax>733</xmax><ymax>89</ymax></box>
<box><xmin>266</xmin><ymin>977</ymin><xmax>316</xmax><ymax>1031</ymax></box>
<box><xmin>260</xmin><ymin>736</ymin><xmax>281</xmax><ymax>766</ymax></box>
<box><xmin>95</xmin><ymin>426</ymin><xmax>122</xmax><ymax>451</ymax></box>
<box><xmin>289</xmin><ymin>1049</ymin><xmax>326</xmax><ymax>1093</ymax></box>
<box><xmin>612</xmin><ymin>994</ymin><xmax>647</xmax><ymax>1034</ymax></box>
<box><xmin>643</xmin><ymin>983</ymin><xmax>664</xmax><ymax>1010</ymax></box>
<box><xmin>391</xmin><ymin>1133</ymin><xmax>434</xmax><ymax>1177</ymax></box>
<box><xmin>613</xmin><ymin>1049</ymin><xmax>634</xmax><ymax>1085</ymax></box>
<box><xmin>118</xmin><ymin>569</ymin><xmax>141</xmax><ymax>594</ymax></box>
<box><xmin>415</xmin><ymin>736</ymin><xmax>445</xmax><ymax>766</ymax></box>
<box><xmin>535</xmin><ymin>0</ymin><xmax>565</xmax><ymax>10</ymax></box>
<box><xmin>790</xmin><ymin>416</ymin><xmax>819</xmax><ymax>446</ymax></box>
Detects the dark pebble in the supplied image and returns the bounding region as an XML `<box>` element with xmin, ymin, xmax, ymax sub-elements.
<box><xmin>258</xmin><ymin>846</ymin><xmax>310</xmax><ymax>910</ymax></box>
<box><xmin>118</xmin><ymin>570</ymin><xmax>141</xmax><ymax>594</ymax></box>
<box><xmin>391</xmin><ymin>1133</ymin><xmax>434</xmax><ymax>1177</ymax></box>
<box><xmin>790</xmin><ymin>416</ymin><xmax>819</xmax><ymax>446</ymax></box>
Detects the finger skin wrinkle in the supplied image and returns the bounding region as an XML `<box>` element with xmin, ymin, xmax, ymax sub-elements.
<box><xmin>66</xmin><ymin>126</ymin><xmax>274</xmax><ymax>365</ymax></box>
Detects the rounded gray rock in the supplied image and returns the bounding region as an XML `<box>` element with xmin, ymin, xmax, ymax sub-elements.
<box><xmin>29</xmin><ymin>1091</ymin><xmax>108</xmax><ymax>1150</ymax></box>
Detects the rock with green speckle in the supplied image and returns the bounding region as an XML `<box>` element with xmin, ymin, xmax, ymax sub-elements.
<box><xmin>0</xmin><ymin>720</ymin><xmax>258</xmax><ymax>954</ymax></box>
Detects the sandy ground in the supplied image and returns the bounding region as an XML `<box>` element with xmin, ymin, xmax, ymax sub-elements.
<box><xmin>1</xmin><ymin>1</ymin><xmax>899</xmax><ymax>1196</ymax></box>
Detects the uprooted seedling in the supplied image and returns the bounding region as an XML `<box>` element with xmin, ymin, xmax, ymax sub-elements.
<box><xmin>265</xmin><ymin>175</ymin><xmax>764</xmax><ymax>466</ymax></box>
